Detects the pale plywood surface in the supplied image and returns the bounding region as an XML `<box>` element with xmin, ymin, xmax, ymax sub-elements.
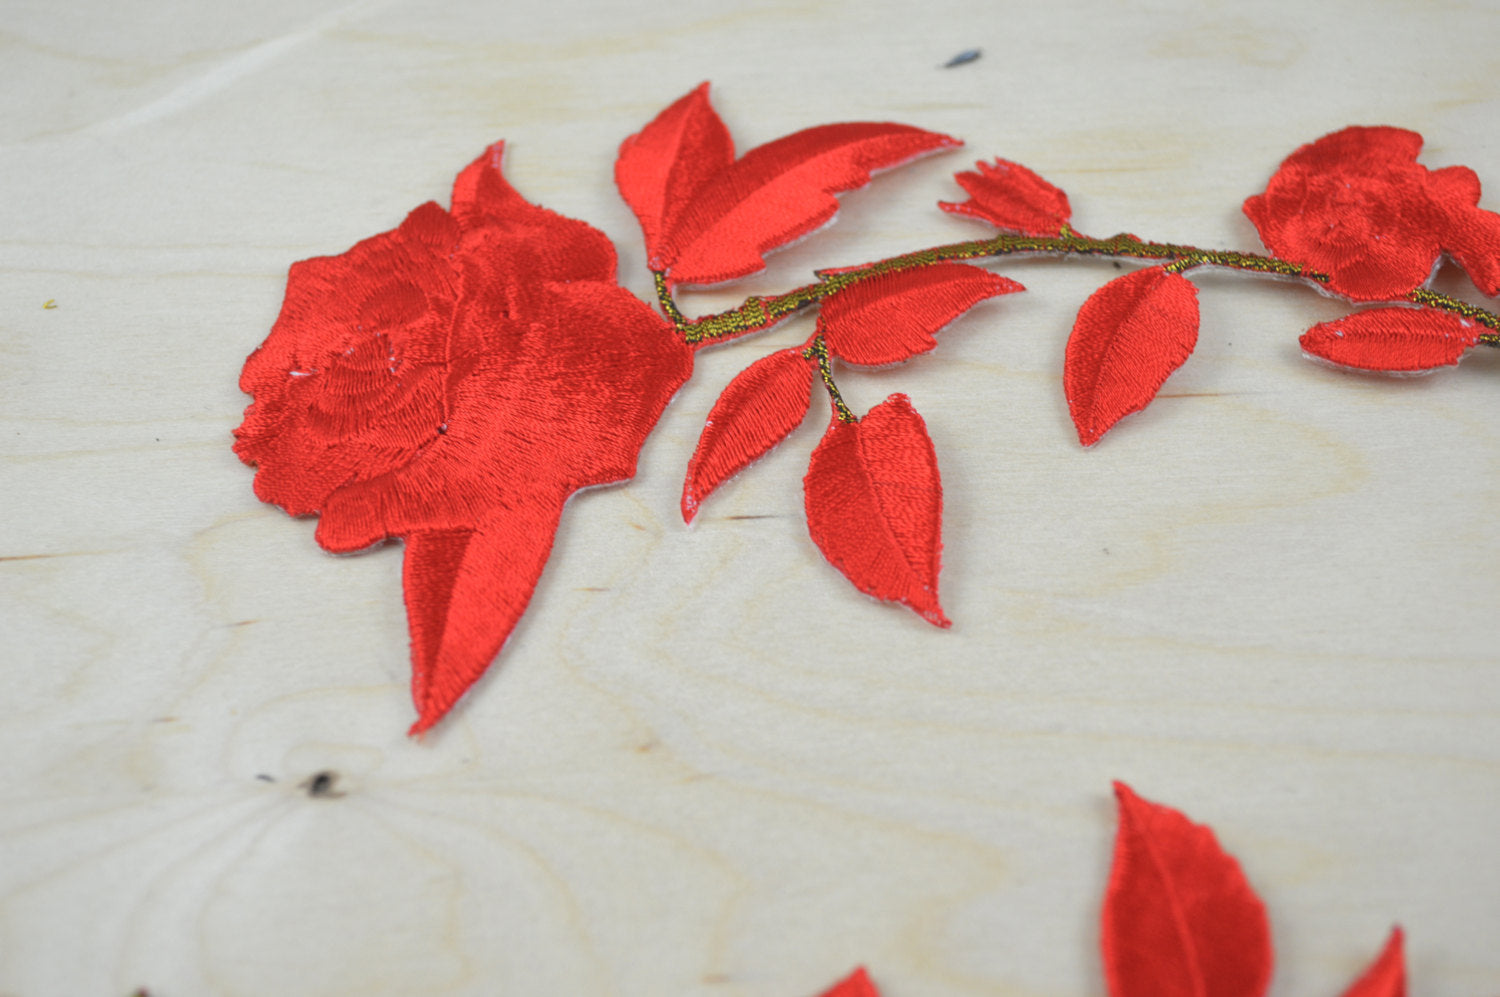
<box><xmin>2</xmin><ymin>1</ymin><xmax>1498</xmax><ymax>995</ymax></box>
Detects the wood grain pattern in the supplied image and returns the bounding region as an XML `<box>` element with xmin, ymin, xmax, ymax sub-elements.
<box><xmin>2</xmin><ymin>1</ymin><xmax>1498</xmax><ymax>995</ymax></box>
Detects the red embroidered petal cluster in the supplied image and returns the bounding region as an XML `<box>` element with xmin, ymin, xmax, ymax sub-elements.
<box><xmin>1244</xmin><ymin>126</ymin><xmax>1500</xmax><ymax>300</ymax></box>
<box><xmin>939</xmin><ymin>158</ymin><xmax>1072</xmax><ymax>236</ymax></box>
<box><xmin>235</xmin><ymin>143</ymin><xmax>692</xmax><ymax>732</ymax></box>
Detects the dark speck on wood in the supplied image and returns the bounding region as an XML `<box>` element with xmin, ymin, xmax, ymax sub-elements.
<box><xmin>301</xmin><ymin>770</ymin><xmax>343</xmax><ymax>798</ymax></box>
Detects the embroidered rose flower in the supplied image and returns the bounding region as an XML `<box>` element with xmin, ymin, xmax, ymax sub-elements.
<box><xmin>235</xmin><ymin>143</ymin><xmax>692</xmax><ymax>732</ymax></box>
<box><xmin>1243</xmin><ymin>126</ymin><xmax>1500</xmax><ymax>300</ymax></box>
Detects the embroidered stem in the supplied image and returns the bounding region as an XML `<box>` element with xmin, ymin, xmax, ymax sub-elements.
<box><xmin>669</xmin><ymin>230</ymin><xmax>1500</xmax><ymax>351</ymax></box>
<box><xmin>673</xmin><ymin>231</ymin><xmax>1315</xmax><ymax>346</ymax></box>
<box><xmin>1408</xmin><ymin>287</ymin><xmax>1500</xmax><ymax>339</ymax></box>
<box><xmin>802</xmin><ymin>336</ymin><xmax>855</xmax><ymax>422</ymax></box>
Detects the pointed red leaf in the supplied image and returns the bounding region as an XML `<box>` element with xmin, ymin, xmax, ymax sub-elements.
<box><xmin>1301</xmin><ymin>308</ymin><xmax>1479</xmax><ymax>372</ymax></box>
<box><xmin>818</xmin><ymin>967</ymin><xmax>881</xmax><ymax>997</ymax></box>
<box><xmin>1444</xmin><ymin>202</ymin><xmax>1500</xmax><ymax>296</ymax></box>
<box><xmin>1102</xmin><ymin>783</ymin><xmax>1272</xmax><ymax>997</ymax></box>
<box><xmin>682</xmin><ymin>348</ymin><xmax>817</xmax><ymax>522</ymax></box>
<box><xmin>1064</xmin><ymin>266</ymin><xmax>1200</xmax><ymax>446</ymax></box>
<box><xmin>615</xmin><ymin>82</ymin><xmax>734</xmax><ymax>265</ymax></box>
<box><xmin>1339</xmin><ymin>928</ymin><xmax>1405</xmax><ymax>997</ymax></box>
<box><xmin>403</xmin><ymin>500</ymin><xmax>564</xmax><ymax>734</ymax></box>
<box><xmin>804</xmin><ymin>395</ymin><xmax>948</xmax><ymax>627</ymax></box>
<box><xmin>660</xmin><ymin>122</ymin><xmax>960</xmax><ymax>286</ymax></box>
<box><xmin>940</xmin><ymin>158</ymin><xmax>1072</xmax><ymax>236</ymax></box>
<box><xmin>818</xmin><ymin>263</ymin><xmax>1023</xmax><ymax>366</ymax></box>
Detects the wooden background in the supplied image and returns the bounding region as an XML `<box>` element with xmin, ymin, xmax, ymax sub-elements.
<box><xmin>2</xmin><ymin>1</ymin><xmax>1497</xmax><ymax>994</ymax></box>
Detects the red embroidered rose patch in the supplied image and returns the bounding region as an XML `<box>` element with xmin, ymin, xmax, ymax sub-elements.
<box><xmin>236</xmin><ymin>143</ymin><xmax>692</xmax><ymax>733</ymax></box>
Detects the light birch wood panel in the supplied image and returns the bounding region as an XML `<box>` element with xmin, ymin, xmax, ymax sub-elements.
<box><xmin>2</xmin><ymin>1</ymin><xmax>1497</xmax><ymax>995</ymax></box>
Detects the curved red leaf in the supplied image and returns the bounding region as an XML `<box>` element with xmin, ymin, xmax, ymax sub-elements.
<box><xmin>1301</xmin><ymin>308</ymin><xmax>1479</xmax><ymax>372</ymax></box>
<box><xmin>1064</xmin><ymin>266</ymin><xmax>1200</xmax><ymax>446</ymax></box>
<box><xmin>804</xmin><ymin>395</ymin><xmax>948</xmax><ymax>627</ymax></box>
<box><xmin>404</xmin><ymin>502</ymin><xmax>564</xmax><ymax>735</ymax></box>
<box><xmin>940</xmin><ymin>158</ymin><xmax>1072</xmax><ymax>236</ymax></box>
<box><xmin>615</xmin><ymin>82</ymin><xmax>734</xmax><ymax>265</ymax></box>
<box><xmin>818</xmin><ymin>967</ymin><xmax>881</xmax><ymax>997</ymax></box>
<box><xmin>818</xmin><ymin>263</ymin><xmax>1023</xmax><ymax>366</ymax></box>
<box><xmin>1339</xmin><ymin>928</ymin><xmax>1405</xmax><ymax>997</ymax></box>
<box><xmin>682</xmin><ymin>348</ymin><xmax>816</xmax><ymax>522</ymax></box>
<box><xmin>1102</xmin><ymin>783</ymin><xmax>1272</xmax><ymax>997</ymax></box>
<box><xmin>660</xmin><ymin>123</ymin><xmax>960</xmax><ymax>286</ymax></box>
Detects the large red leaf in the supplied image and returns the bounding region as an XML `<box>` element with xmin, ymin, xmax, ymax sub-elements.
<box><xmin>804</xmin><ymin>395</ymin><xmax>948</xmax><ymax>627</ymax></box>
<box><xmin>818</xmin><ymin>263</ymin><xmax>1023</xmax><ymax>366</ymax></box>
<box><xmin>1064</xmin><ymin>266</ymin><xmax>1200</xmax><ymax>446</ymax></box>
<box><xmin>615</xmin><ymin>82</ymin><xmax>734</xmax><ymax>265</ymax></box>
<box><xmin>1102</xmin><ymin>783</ymin><xmax>1273</xmax><ymax>997</ymax></box>
<box><xmin>659</xmin><ymin>122</ymin><xmax>960</xmax><ymax>286</ymax></box>
<box><xmin>817</xmin><ymin>967</ymin><xmax>881</xmax><ymax>997</ymax></box>
<box><xmin>1301</xmin><ymin>308</ymin><xmax>1479</xmax><ymax>372</ymax></box>
<box><xmin>682</xmin><ymin>348</ymin><xmax>816</xmax><ymax>522</ymax></box>
<box><xmin>1339</xmin><ymin>928</ymin><xmax>1406</xmax><ymax>997</ymax></box>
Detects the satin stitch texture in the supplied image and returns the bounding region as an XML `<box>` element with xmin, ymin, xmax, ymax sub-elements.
<box><xmin>235</xmin><ymin>143</ymin><xmax>692</xmax><ymax>733</ymax></box>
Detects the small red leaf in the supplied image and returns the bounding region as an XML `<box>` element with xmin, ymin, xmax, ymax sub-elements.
<box><xmin>1301</xmin><ymin>308</ymin><xmax>1479</xmax><ymax>372</ymax></box>
<box><xmin>1103</xmin><ymin>783</ymin><xmax>1273</xmax><ymax>997</ymax></box>
<box><xmin>940</xmin><ymin>158</ymin><xmax>1072</xmax><ymax>236</ymax></box>
<box><xmin>804</xmin><ymin>395</ymin><xmax>948</xmax><ymax>627</ymax></box>
<box><xmin>818</xmin><ymin>263</ymin><xmax>1024</xmax><ymax>366</ymax></box>
<box><xmin>1339</xmin><ymin>928</ymin><xmax>1405</xmax><ymax>997</ymax></box>
<box><xmin>1445</xmin><ymin>204</ymin><xmax>1500</xmax><ymax>296</ymax></box>
<box><xmin>660</xmin><ymin>122</ymin><xmax>960</xmax><ymax>286</ymax></box>
<box><xmin>817</xmin><ymin>967</ymin><xmax>881</xmax><ymax>997</ymax></box>
<box><xmin>615</xmin><ymin>82</ymin><xmax>734</xmax><ymax>265</ymax></box>
<box><xmin>1064</xmin><ymin>266</ymin><xmax>1200</xmax><ymax>446</ymax></box>
<box><xmin>682</xmin><ymin>348</ymin><xmax>816</xmax><ymax>522</ymax></box>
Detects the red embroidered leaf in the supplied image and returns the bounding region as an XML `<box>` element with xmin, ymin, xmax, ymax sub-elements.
<box><xmin>1444</xmin><ymin>200</ymin><xmax>1500</xmax><ymax>296</ymax></box>
<box><xmin>659</xmin><ymin>123</ymin><xmax>960</xmax><ymax>286</ymax></box>
<box><xmin>1339</xmin><ymin>928</ymin><xmax>1406</xmax><ymax>997</ymax></box>
<box><xmin>1300</xmin><ymin>308</ymin><xmax>1480</xmax><ymax>372</ymax></box>
<box><xmin>404</xmin><ymin>509</ymin><xmax>560</xmax><ymax>735</ymax></box>
<box><xmin>615</xmin><ymin>82</ymin><xmax>734</xmax><ymax>266</ymax></box>
<box><xmin>682</xmin><ymin>348</ymin><xmax>817</xmax><ymax>522</ymax></box>
<box><xmin>818</xmin><ymin>263</ymin><xmax>1023</xmax><ymax>366</ymax></box>
<box><xmin>940</xmin><ymin>158</ymin><xmax>1072</xmax><ymax>236</ymax></box>
<box><xmin>1064</xmin><ymin>266</ymin><xmax>1200</xmax><ymax>446</ymax></box>
<box><xmin>804</xmin><ymin>395</ymin><xmax>948</xmax><ymax>627</ymax></box>
<box><xmin>1102</xmin><ymin>783</ymin><xmax>1273</xmax><ymax>997</ymax></box>
<box><xmin>817</xmin><ymin>967</ymin><xmax>881</xmax><ymax>997</ymax></box>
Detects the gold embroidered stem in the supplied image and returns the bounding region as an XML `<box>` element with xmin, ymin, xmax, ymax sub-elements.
<box><xmin>1408</xmin><ymin>287</ymin><xmax>1500</xmax><ymax>337</ymax></box>
<box><xmin>677</xmin><ymin>231</ymin><xmax>1322</xmax><ymax>346</ymax></box>
<box><xmin>671</xmin><ymin>231</ymin><xmax>1500</xmax><ymax>354</ymax></box>
<box><xmin>802</xmin><ymin>336</ymin><xmax>854</xmax><ymax>422</ymax></box>
<box><xmin>653</xmin><ymin>271</ymin><xmax>686</xmax><ymax>326</ymax></box>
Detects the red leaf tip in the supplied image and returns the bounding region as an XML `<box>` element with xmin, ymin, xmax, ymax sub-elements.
<box><xmin>1339</xmin><ymin>926</ymin><xmax>1406</xmax><ymax>997</ymax></box>
<box><xmin>818</xmin><ymin>966</ymin><xmax>881</xmax><ymax>997</ymax></box>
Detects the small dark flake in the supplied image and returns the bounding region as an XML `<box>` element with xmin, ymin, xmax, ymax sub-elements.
<box><xmin>942</xmin><ymin>49</ymin><xmax>982</xmax><ymax>68</ymax></box>
<box><xmin>301</xmin><ymin>770</ymin><xmax>343</xmax><ymax>798</ymax></box>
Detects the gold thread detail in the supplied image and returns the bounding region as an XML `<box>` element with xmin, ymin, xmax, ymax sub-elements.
<box><xmin>679</xmin><ymin>232</ymin><xmax>1327</xmax><ymax>346</ymax></box>
<box><xmin>803</xmin><ymin>336</ymin><xmax>854</xmax><ymax>423</ymax></box>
